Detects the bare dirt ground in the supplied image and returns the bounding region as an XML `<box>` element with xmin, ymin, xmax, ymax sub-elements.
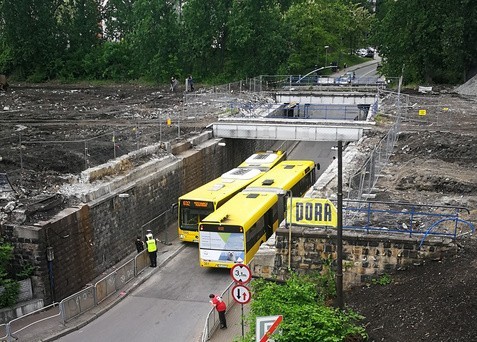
<box><xmin>1</xmin><ymin>82</ymin><xmax>477</xmax><ymax>341</ymax></box>
<box><xmin>0</xmin><ymin>83</ymin><xmax>224</xmax><ymax>223</ymax></box>
<box><xmin>346</xmin><ymin>89</ymin><xmax>477</xmax><ymax>342</ymax></box>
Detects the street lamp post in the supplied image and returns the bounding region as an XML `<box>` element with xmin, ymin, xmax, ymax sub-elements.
<box><xmin>324</xmin><ymin>45</ymin><xmax>329</xmax><ymax>66</ymax></box>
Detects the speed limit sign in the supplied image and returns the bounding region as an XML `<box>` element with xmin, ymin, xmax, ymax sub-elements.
<box><xmin>230</xmin><ymin>263</ymin><xmax>252</xmax><ymax>284</ymax></box>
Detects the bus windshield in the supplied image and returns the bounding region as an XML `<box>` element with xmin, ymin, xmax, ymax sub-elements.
<box><xmin>180</xmin><ymin>207</ymin><xmax>214</xmax><ymax>231</ymax></box>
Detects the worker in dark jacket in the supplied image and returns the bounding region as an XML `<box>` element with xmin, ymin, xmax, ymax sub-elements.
<box><xmin>135</xmin><ymin>236</ymin><xmax>144</xmax><ymax>253</ymax></box>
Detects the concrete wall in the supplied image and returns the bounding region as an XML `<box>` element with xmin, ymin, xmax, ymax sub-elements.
<box><xmin>0</xmin><ymin>299</ymin><xmax>44</xmax><ymax>324</ymax></box>
<box><xmin>4</xmin><ymin>133</ymin><xmax>277</xmax><ymax>304</ymax></box>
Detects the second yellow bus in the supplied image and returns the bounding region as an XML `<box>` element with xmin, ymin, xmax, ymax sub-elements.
<box><xmin>199</xmin><ymin>160</ymin><xmax>316</xmax><ymax>268</ymax></box>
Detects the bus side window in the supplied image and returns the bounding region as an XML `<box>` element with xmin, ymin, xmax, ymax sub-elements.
<box><xmin>264</xmin><ymin>210</ymin><xmax>275</xmax><ymax>239</ymax></box>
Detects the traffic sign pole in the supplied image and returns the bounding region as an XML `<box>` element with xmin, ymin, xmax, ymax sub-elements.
<box><xmin>241</xmin><ymin>303</ymin><xmax>244</xmax><ymax>338</ymax></box>
<box><xmin>231</xmin><ymin>281</ymin><xmax>252</xmax><ymax>338</ymax></box>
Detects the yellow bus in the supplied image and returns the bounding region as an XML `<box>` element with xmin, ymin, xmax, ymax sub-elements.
<box><xmin>199</xmin><ymin>160</ymin><xmax>316</xmax><ymax>268</ymax></box>
<box><xmin>238</xmin><ymin>151</ymin><xmax>286</xmax><ymax>171</ymax></box>
<box><xmin>178</xmin><ymin>151</ymin><xmax>286</xmax><ymax>243</ymax></box>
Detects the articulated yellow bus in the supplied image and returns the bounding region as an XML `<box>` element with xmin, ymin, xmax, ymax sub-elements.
<box><xmin>199</xmin><ymin>160</ymin><xmax>316</xmax><ymax>268</ymax></box>
<box><xmin>178</xmin><ymin>151</ymin><xmax>286</xmax><ymax>243</ymax></box>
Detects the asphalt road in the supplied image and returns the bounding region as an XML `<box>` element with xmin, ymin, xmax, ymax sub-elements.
<box><xmin>52</xmin><ymin>140</ymin><xmax>334</xmax><ymax>342</ymax></box>
<box><xmin>287</xmin><ymin>141</ymin><xmax>336</xmax><ymax>177</ymax></box>
<box><xmin>57</xmin><ymin>243</ymin><xmax>231</xmax><ymax>342</ymax></box>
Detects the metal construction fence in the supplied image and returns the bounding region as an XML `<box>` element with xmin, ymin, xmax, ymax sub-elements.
<box><xmin>0</xmin><ymin>250</ymin><xmax>149</xmax><ymax>342</ymax></box>
<box><xmin>347</xmin><ymin>87</ymin><xmax>467</xmax><ymax>202</ymax></box>
<box><xmin>346</xmin><ymin>122</ymin><xmax>399</xmax><ymax>201</ymax></box>
<box><xmin>379</xmin><ymin>89</ymin><xmax>459</xmax><ymax>129</ymax></box>
<box><xmin>3</xmin><ymin>74</ymin><xmax>394</xmax><ymax>188</ymax></box>
<box><xmin>2</xmin><ymin>121</ymin><xmax>182</xmax><ymax>177</ymax></box>
<box><xmin>208</xmin><ymin>75</ymin><xmax>399</xmax><ymax>94</ymax></box>
<box><xmin>345</xmin><ymin>87</ymin><xmax>401</xmax><ymax>201</ymax></box>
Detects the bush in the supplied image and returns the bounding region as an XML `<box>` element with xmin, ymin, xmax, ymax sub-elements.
<box><xmin>239</xmin><ymin>272</ymin><xmax>367</xmax><ymax>342</ymax></box>
<box><xmin>0</xmin><ymin>242</ymin><xmax>20</xmax><ymax>308</ymax></box>
<box><xmin>0</xmin><ymin>279</ymin><xmax>20</xmax><ymax>308</ymax></box>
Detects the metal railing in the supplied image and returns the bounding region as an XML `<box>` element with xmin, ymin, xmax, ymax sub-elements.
<box><xmin>93</xmin><ymin>258</ymin><xmax>135</xmax><ymax>306</ymax></box>
<box><xmin>341</xmin><ymin>200</ymin><xmax>475</xmax><ymax>245</ymax></box>
<box><xmin>1</xmin><ymin>250</ymin><xmax>149</xmax><ymax>341</ymax></box>
<box><xmin>2</xmin><ymin>303</ymin><xmax>61</xmax><ymax>342</ymax></box>
<box><xmin>60</xmin><ymin>251</ymin><xmax>148</xmax><ymax>323</ymax></box>
<box><xmin>200</xmin><ymin>281</ymin><xmax>236</xmax><ymax>342</ymax></box>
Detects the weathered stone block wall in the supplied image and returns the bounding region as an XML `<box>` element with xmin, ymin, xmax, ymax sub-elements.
<box><xmin>2</xmin><ymin>223</ymin><xmax>48</xmax><ymax>301</ymax></box>
<box><xmin>5</xmin><ymin>136</ymin><xmax>277</xmax><ymax>304</ymax></box>
<box><xmin>42</xmin><ymin>206</ymin><xmax>93</xmax><ymax>302</ymax></box>
<box><xmin>253</xmin><ymin>227</ymin><xmax>454</xmax><ymax>289</ymax></box>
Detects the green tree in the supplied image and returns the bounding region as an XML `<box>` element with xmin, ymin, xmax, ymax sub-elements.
<box><xmin>373</xmin><ymin>0</ymin><xmax>477</xmax><ymax>84</ymax></box>
<box><xmin>345</xmin><ymin>4</ymin><xmax>374</xmax><ymax>55</ymax></box>
<box><xmin>227</xmin><ymin>0</ymin><xmax>287</xmax><ymax>78</ymax></box>
<box><xmin>128</xmin><ymin>0</ymin><xmax>180</xmax><ymax>82</ymax></box>
<box><xmin>181</xmin><ymin>0</ymin><xmax>233</xmax><ymax>81</ymax></box>
<box><xmin>57</xmin><ymin>0</ymin><xmax>103</xmax><ymax>80</ymax></box>
<box><xmin>0</xmin><ymin>0</ymin><xmax>64</xmax><ymax>80</ymax></box>
<box><xmin>102</xmin><ymin>0</ymin><xmax>137</xmax><ymax>41</ymax></box>
<box><xmin>283</xmin><ymin>0</ymin><xmax>372</xmax><ymax>74</ymax></box>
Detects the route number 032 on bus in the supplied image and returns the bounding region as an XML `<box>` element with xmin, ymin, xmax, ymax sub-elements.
<box><xmin>177</xmin><ymin>151</ymin><xmax>286</xmax><ymax>243</ymax></box>
<box><xmin>199</xmin><ymin>160</ymin><xmax>317</xmax><ymax>268</ymax></box>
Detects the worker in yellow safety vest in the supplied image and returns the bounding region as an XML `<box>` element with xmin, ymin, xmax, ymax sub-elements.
<box><xmin>145</xmin><ymin>230</ymin><xmax>158</xmax><ymax>267</ymax></box>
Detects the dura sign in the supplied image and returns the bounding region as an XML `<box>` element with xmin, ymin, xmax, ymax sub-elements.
<box><xmin>289</xmin><ymin>198</ymin><xmax>337</xmax><ymax>227</ymax></box>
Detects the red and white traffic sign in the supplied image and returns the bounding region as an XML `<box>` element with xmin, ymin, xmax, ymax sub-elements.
<box><xmin>256</xmin><ymin>315</ymin><xmax>283</xmax><ymax>342</ymax></box>
<box><xmin>231</xmin><ymin>284</ymin><xmax>251</xmax><ymax>304</ymax></box>
<box><xmin>230</xmin><ymin>263</ymin><xmax>252</xmax><ymax>284</ymax></box>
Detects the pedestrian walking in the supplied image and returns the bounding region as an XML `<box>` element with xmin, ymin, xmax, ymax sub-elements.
<box><xmin>187</xmin><ymin>75</ymin><xmax>194</xmax><ymax>92</ymax></box>
<box><xmin>135</xmin><ymin>235</ymin><xmax>144</xmax><ymax>253</ymax></box>
<box><xmin>0</xmin><ymin>74</ymin><xmax>8</xmax><ymax>91</ymax></box>
<box><xmin>170</xmin><ymin>77</ymin><xmax>178</xmax><ymax>92</ymax></box>
<box><xmin>145</xmin><ymin>229</ymin><xmax>158</xmax><ymax>267</ymax></box>
<box><xmin>209</xmin><ymin>294</ymin><xmax>227</xmax><ymax>329</ymax></box>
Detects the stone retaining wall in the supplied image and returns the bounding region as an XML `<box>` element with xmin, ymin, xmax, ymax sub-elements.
<box><xmin>252</xmin><ymin>227</ymin><xmax>454</xmax><ymax>289</ymax></box>
<box><xmin>4</xmin><ymin>134</ymin><xmax>276</xmax><ymax>304</ymax></box>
